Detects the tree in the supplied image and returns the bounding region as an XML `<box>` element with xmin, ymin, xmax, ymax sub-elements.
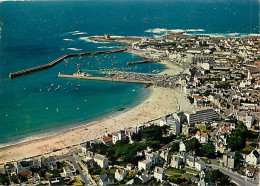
<box><xmin>200</xmin><ymin>142</ymin><xmax>215</xmax><ymax>158</ymax></box>
<box><xmin>205</xmin><ymin>170</ymin><xmax>230</xmax><ymax>185</ymax></box>
<box><xmin>170</xmin><ymin>142</ymin><xmax>180</xmax><ymax>153</ymax></box>
<box><xmin>0</xmin><ymin>173</ymin><xmax>9</xmax><ymax>185</ymax></box>
<box><xmin>203</xmin><ymin>90</ymin><xmax>210</xmax><ymax>97</ymax></box>
<box><xmin>228</xmin><ymin>123</ymin><xmax>247</xmax><ymax>151</ymax></box>
<box><xmin>185</xmin><ymin>138</ymin><xmax>201</xmax><ymax>155</ymax></box>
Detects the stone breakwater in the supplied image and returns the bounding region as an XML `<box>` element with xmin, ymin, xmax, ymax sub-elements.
<box><xmin>9</xmin><ymin>48</ymin><xmax>127</xmax><ymax>78</ymax></box>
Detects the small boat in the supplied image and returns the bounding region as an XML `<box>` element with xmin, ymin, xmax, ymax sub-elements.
<box><xmin>46</xmin><ymin>107</ymin><xmax>49</xmax><ymax>110</ymax></box>
<box><xmin>79</xmin><ymin>56</ymin><xmax>83</xmax><ymax>59</ymax></box>
<box><xmin>48</xmin><ymin>88</ymin><xmax>51</xmax><ymax>91</ymax></box>
<box><xmin>77</xmin><ymin>84</ymin><xmax>80</xmax><ymax>87</ymax></box>
<box><xmin>63</xmin><ymin>88</ymin><xmax>66</xmax><ymax>90</ymax></box>
<box><xmin>39</xmin><ymin>89</ymin><xmax>42</xmax><ymax>92</ymax></box>
<box><xmin>132</xmin><ymin>89</ymin><xmax>136</xmax><ymax>92</ymax></box>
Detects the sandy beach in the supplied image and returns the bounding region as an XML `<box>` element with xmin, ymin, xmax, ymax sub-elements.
<box><xmin>0</xmin><ymin>58</ymin><xmax>192</xmax><ymax>164</ymax></box>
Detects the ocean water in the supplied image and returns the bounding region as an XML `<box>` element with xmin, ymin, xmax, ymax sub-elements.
<box><xmin>0</xmin><ymin>0</ymin><xmax>259</xmax><ymax>146</ymax></box>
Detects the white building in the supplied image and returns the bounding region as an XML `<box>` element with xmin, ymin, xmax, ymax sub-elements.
<box><xmin>246</xmin><ymin>149</ymin><xmax>260</xmax><ymax>166</ymax></box>
<box><xmin>63</xmin><ymin>166</ymin><xmax>76</xmax><ymax>177</ymax></box>
<box><xmin>138</xmin><ymin>159</ymin><xmax>152</xmax><ymax>171</ymax></box>
<box><xmin>94</xmin><ymin>154</ymin><xmax>108</xmax><ymax>169</ymax></box>
<box><xmin>112</xmin><ymin>131</ymin><xmax>125</xmax><ymax>144</ymax></box>
<box><xmin>154</xmin><ymin>166</ymin><xmax>165</xmax><ymax>182</ymax></box>
<box><xmin>179</xmin><ymin>142</ymin><xmax>186</xmax><ymax>152</ymax></box>
<box><xmin>40</xmin><ymin>156</ymin><xmax>57</xmax><ymax>170</ymax></box>
<box><xmin>186</xmin><ymin>156</ymin><xmax>205</xmax><ymax>171</ymax></box>
<box><xmin>15</xmin><ymin>159</ymin><xmax>39</xmax><ymax>174</ymax></box>
<box><xmin>194</xmin><ymin>131</ymin><xmax>208</xmax><ymax>144</ymax></box>
<box><xmin>115</xmin><ymin>168</ymin><xmax>128</xmax><ymax>182</ymax></box>
<box><xmin>170</xmin><ymin>155</ymin><xmax>182</xmax><ymax>169</ymax></box>
<box><xmin>245</xmin><ymin>113</ymin><xmax>255</xmax><ymax>129</ymax></box>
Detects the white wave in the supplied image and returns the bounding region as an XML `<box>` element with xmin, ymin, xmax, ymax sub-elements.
<box><xmin>97</xmin><ymin>46</ymin><xmax>119</xmax><ymax>49</ymax></box>
<box><xmin>248</xmin><ymin>33</ymin><xmax>260</xmax><ymax>37</ymax></box>
<box><xmin>63</xmin><ymin>38</ymin><xmax>73</xmax><ymax>41</ymax></box>
<box><xmin>145</xmin><ymin>28</ymin><xmax>205</xmax><ymax>34</ymax></box>
<box><xmin>186</xmin><ymin>29</ymin><xmax>205</xmax><ymax>32</ymax></box>
<box><xmin>67</xmin><ymin>48</ymin><xmax>82</xmax><ymax>51</ymax></box>
<box><xmin>72</xmin><ymin>32</ymin><xmax>87</xmax><ymax>35</ymax></box>
<box><xmin>145</xmin><ymin>28</ymin><xmax>169</xmax><ymax>33</ymax></box>
<box><xmin>79</xmin><ymin>36</ymin><xmax>106</xmax><ymax>43</ymax></box>
<box><xmin>227</xmin><ymin>33</ymin><xmax>240</xmax><ymax>37</ymax></box>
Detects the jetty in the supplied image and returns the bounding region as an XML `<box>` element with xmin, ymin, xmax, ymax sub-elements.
<box><xmin>58</xmin><ymin>73</ymin><xmax>153</xmax><ymax>84</ymax></box>
<box><xmin>9</xmin><ymin>48</ymin><xmax>126</xmax><ymax>78</ymax></box>
<box><xmin>126</xmin><ymin>60</ymin><xmax>154</xmax><ymax>65</ymax></box>
<box><xmin>58</xmin><ymin>71</ymin><xmax>179</xmax><ymax>88</ymax></box>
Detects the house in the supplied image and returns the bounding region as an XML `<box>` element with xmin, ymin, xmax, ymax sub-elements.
<box><xmin>136</xmin><ymin>171</ymin><xmax>151</xmax><ymax>183</ymax></box>
<box><xmin>94</xmin><ymin>154</ymin><xmax>108</xmax><ymax>169</ymax></box>
<box><xmin>112</xmin><ymin>130</ymin><xmax>125</xmax><ymax>144</ymax></box>
<box><xmin>115</xmin><ymin>168</ymin><xmax>128</xmax><ymax>182</ymax></box>
<box><xmin>15</xmin><ymin>159</ymin><xmax>39</xmax><ymax>174</ymax></box>
<box><xmin>146</xmin><ymin>152</ymin><xmax>161</xmax><ymax>166</ymax></box>
<box><xmin>195</xmin><ymin>131</ymin><xmax>208</xmax><ymax>144</ymax></box>
<box><xmin>63</xmin><ymin>166</ymin><xmax>76</xmax><ymax>177</ymax></box>
<box><xmin>221</xmin><ymin>150</ymin><xmax>235</xmax><ymax>169</ymax></box>
<box><xmin>126</xmin><ymin>163</ymin><xmax>134</xmax><ymax>171</ymax></box>
<box><xmin>81</xmin><ymin>141</ymin><xmax>91</xmax><ymax>154</ymax></box>
<box><xmin>99</xmin><ymin>174</ymin><xmax>114</xmax><ymax>185</ymax></box>
<box><xmin>19</xmin><ymin>170</ymin><xmax>32</xmax><ymax>179</ymax></box>
<box><xmin>154</xmin><ymin>166</ymin><xmax>165</xmax><ymax>182</ymax></box>
<box><xmin>195</xmin><ymin>160</ymin><xmax>206</xmax><ymax>172</ymax></box>
<box><xmin>179</xmin><ymin>141</ymin><xmax>186</xmax><ymax>152</ymax></box>
<box><xmin>103</xmin><ymin>136</ymin><xmax>113</xmax><ymax>146</ymax></box>
<box><xmin>214</xmin><ymin>133</ymin><xmax>228</xmax><ymax>153</ymax></box>
<box><xmin>245</xmin><ymin>113</ymin><xmax>255</xmax><ymax>129</ymax></box>
<box><xmin>160</xmin><ymin>115</ymin><xmax>181</xmax><ymax>135</ymax></box>
<box><xmin>41</xmin><ymin>156</ymin><xmax>57</xmax><ymax>170</ymax></box>
<box><xmin>170</xmin><ymin>155</ymin><xmax>182</xmax><ymax>169</ymax></box>
<box><xmin>186</xmin><ymin>156</ymin><xmax>205</xmax><ymax>171</ymax></box>
<box><xmin>138</xmin><ymin>159</ymin><xmax>152</xmax><ymax>170</ymax></box>
<box><xmin>245</xmin><ymin>149</ymin><xmax>260</xmax><ymax>166</ymax></box>
<box><xmin>4</xmin><ymin>163</ymin><xmax>17</xmax><ymax>176</ymax></box>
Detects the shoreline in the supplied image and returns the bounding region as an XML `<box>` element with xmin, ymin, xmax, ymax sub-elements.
<box><xmin>0</xmin><ymin>39</ymin><xmax>189</xmax><ymax>164</ymax></box>
<box><xmin>0</xmin><ymin>85</ymin><xmax>182</xmax><ymax>163</ymax></box>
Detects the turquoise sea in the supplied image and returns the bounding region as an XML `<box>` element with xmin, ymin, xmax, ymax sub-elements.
<box><xmin>0</xmin><ymin>0</ymin><xmax>259</xmax><ymax>147</ymax></box>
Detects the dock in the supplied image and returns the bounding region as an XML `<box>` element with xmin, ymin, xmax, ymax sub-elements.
<box><xmin>58</xmin><ymin>71</ymin><xmax>179</xmax><ymax>88</ymax></box>
<box><xmin>9</xmin><ymin>48</ymin><xmax>127</xmax><ymax>78</ymax></box>
<box><xmin>58</xmin><ymin>74</ymin><xmax>153</xmax><ymax>84</ymax></box>
<box><xmin>126</xmin><ymin>60</ymin><xmax>154</xmax><ymax>65</ymax></box>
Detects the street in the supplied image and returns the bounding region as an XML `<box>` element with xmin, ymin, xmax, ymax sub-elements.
<box><xmin>208</xmin><ymin>163</ymin><xmax>259</xmax><ymax>186</ymax></box>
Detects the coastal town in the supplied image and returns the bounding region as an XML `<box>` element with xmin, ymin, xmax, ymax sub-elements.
<box><xmin>0</xmin><ymin>33</ymin><xmax>259</xmax><ymax>186</ymax></box>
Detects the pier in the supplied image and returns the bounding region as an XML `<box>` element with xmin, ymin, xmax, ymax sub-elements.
<box><xmin>126</xmin><ymin>60</ymin><xmax>154</xmax><ymax>65</ymax></box>
<box><xmin>58</xmin><ymin>71</ymin><xmax>179</xmax><ymax>88</ymax></box>
<box><xmin>9</xmin><ymin>48</ymin><xmax>127</xmax><ymax>78</ymax></box>
<box><xmin>58</xmin><ymin>74</ymin><xmax>153</xmax><ymax>84</ymax></box>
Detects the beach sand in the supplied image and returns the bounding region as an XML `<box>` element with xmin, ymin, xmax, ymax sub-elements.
<box><xmin>0</xmin><ymin>59</ymin><xmax>192</xmax><ymax>164</ymax></box>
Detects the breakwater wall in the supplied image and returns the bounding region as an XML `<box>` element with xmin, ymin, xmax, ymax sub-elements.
<box><xmin>9</xmin><ymin>48</ymin><xmax>127</xmax><ymax>78</ymax></box>
<box><xmin>58</xmin><ymin>74</ymin><xmax>153</xmax><ymax>84</ymax></box>
<box><xmin>126</xmin><ymin>60</ymin><xmax>154</xmax><ymax>65</ymax></box>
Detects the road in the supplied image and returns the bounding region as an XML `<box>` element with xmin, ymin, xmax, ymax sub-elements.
<box><xmin>58</xmin><ymin>154</ymin><xmax>92</xmax><ymax>185</ymax></box>
<box><xmin>209</xmin><ymin>164</ymin><xmax>259</xmax><ymax>186</ymax></box>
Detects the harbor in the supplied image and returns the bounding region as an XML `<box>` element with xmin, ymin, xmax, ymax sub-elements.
<box><xmin>9</xmin><ymin>48</ymin><xmax>127</xmax><ymax>78</ymax></box>
<box><xmin>58</xmin><ymin>70</ymin><xmax>179</xmax><ymax>88</ymax></box>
